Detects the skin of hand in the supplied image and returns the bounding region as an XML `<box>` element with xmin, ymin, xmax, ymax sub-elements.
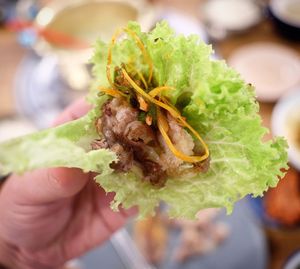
<box><xmin>0</xmin><ymin>98</ymin><xmax>137</xmax><ymax>269</ymax></box>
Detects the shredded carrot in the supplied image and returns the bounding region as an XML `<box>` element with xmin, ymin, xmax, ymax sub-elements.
<box><xmin>122</xmin><ymin>68</ymin><xmax>209</xmax><ymax>162</ymax></box>
<box><xmin>137</xmin><ymin>95</ymin><xmax>149</xmax><ymax>111</ymax></box>
<box><xmin>124</xmin><ymin>27</ymin><xmax>153</xmax><ymax>84</ymax></box>
<box><xmin>149</xmin><ymin>86</ymin><xmax>174</xmax><ymax>98</ymax></box>
<box><xmin>107</xmin><ymin>28</ymin><xmax>122</xmax><ymax>87</ymax></box>
<box><xmin>98</xmin><ymin>86</ymin><xmax>127</xmax><ymax>98</ymax></box>
<box><xmin>122</xmin><ymin>68</ymin><xmax>184</xmax><ymax>119</ymax></box>
<box><xmin>146</xmin><ymin>115</ymin><xmax>153</xmax><ymax>126</ymax></box>
<box><xmin>107</xmin><ymin>27</ymin><xmax>153</xmax><ymax>88</ymax></box>
<box><xmin>104</xmin><ymin>28</ymin><xmax>209</xmax><ymax>163</ymax></box>
<box><xmin>125</xmin><ymin>63</ymin><xmax>148</xmax><ymax>90</ymax></box>
<box><xmin>161</xmin><ymin>96</ymin><xmax>186</xmax><ymax>125</ymax></box>
<box><xmin>158</xmin><ymin>110</ymin><xmax>169</xmax><ymax>132</ymax></box>
<box><xmin>157</xmin><ymin>109</ymin><xmax>208</xmax><ymax>163</ymax></box>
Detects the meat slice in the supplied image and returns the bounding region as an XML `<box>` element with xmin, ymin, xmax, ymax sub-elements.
<box><xmin>94</xmin><ymin>98</ymin><xmax>165</xmax><ymax>184</ymax></box>
<box><xmin>91</xmin><ymin>139</ymin><xmax>108</xmax><ymax>150</ymax></box>
<box><xmin>125</xmin><ymin>121</ymin><xmax>156</xmax><ymax>146</ymax></box>
<box><xmin>110</xmin><ymin>143</ymin><xmax>133</xmax><ymax>172</ymax></box>
<box><xmin>91</xmin><ymin>97</ymin><xmax>209</xmax><ymax>186</ymax></box>
<box><xmin>98</xmin><ymin>98</ymin><xmax>139</xmax><ymax>146</ymax></box>
<box><xmin>158</xmin><ymin>113</ymin><xmax>194</xmax><ymax>174</ymax></box>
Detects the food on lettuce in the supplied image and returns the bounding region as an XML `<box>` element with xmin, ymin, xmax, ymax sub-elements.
<box><xmin>0</xmin><ymin>21</ymin><xmax>288</xmax><ymax>218</ymax></box>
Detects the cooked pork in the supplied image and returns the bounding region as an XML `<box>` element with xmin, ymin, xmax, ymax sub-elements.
<box><xmin>92</xmin><ymin>97</ymin><xmax>209</xmax><ymax>187</ymax></box>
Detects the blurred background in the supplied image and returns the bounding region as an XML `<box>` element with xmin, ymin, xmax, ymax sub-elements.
<box><xmin>0</xmin><ymin>0</ymin><xmax>300</xmax><ymax>268</ymax></box>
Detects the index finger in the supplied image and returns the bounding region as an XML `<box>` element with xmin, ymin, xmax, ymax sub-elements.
<box><xmin>52</xmin><ymin>97</ymin><xmax>91</xmax><ymax>126</ymax></box>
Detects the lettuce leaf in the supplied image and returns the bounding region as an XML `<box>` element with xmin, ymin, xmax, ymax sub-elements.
<box><xmin>0</xmin><ymin>110</ymin><xmax>116</xmax><ymax>176</ymax></box>
<box><xmin>0</xmin><ymin>21</ymin><xmax>288</xmax><ymax>218</ymax></box>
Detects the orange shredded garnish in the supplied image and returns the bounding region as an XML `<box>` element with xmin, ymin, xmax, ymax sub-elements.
<box><xmin>157</xmin><ymin>110</ymin><xmax>169</xmax><ymax>132</ymax></box>
<box><xmin>149</xmin><ymin>86</ymin><xmax>174</xmax><ymax>98</ymax></box>
<box><xmin>107</xmin><ymin>28</ymin><xmax>122</xmax><ymax>87</ymax></box>
<box><xmin>122</xmin><ymin>68</ymin><xmax>184</xmax><ymax>118</ymax></box>
<box><xmin>98</xmin><ymin>87</ymin><xmax>127</xmax><ymax>98</ymax></box>
<box><xmin>161</xmin><ymin>96</ymin><xmax>186</xmax><ymax>125</ymax></box>
<box><xmin>124</xmin><ymin>28</ymin><xmax>153</xmax><ymax>84</ymax></box>
<box><xmin>146</xmin><ymin>115</ymin><xmax>153</xmax><ymax>126</ymax></box>
<box><xmin>122</xmin><ymin>68</ymin><xmax>209</xmax><ymax>162</ymax></box>
<box><xmin>126</xmin><ymin>63</ymin><xmax>148</xmax><ymax>90</ymax></box>
<box><xmin>157</xmin><ymin>109</ymin><xmax>208</xmax><ymax>163</ymax></box>
<box><xmin>104</xmin><ymin>27</ymin><xmax>209</xmax><ymax>163</ymax></box>
<box><xmin>137</xmin><ymin>95</ymin><xmax>149</xmax><ymax>111</ymax></box>
<box><xmin>107</xmin><ymin>27</ymin><xmax>153</xmax><ymax>88</ymax></box>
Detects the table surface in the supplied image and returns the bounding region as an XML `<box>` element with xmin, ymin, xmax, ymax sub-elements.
<box><xmin>0</xmin><ymin>3</ymin><xmax>300</xmax><ymax>269</ymax></box>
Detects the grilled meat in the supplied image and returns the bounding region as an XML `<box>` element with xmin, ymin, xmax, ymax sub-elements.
<box><xmin>92</xmin><ymin>97</ymin><xmax>209</xmax><ymax>186</ymax></box>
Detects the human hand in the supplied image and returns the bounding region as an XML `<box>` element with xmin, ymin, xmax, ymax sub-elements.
<box><xmin>0</xmin><ymin>98</ymin><xmax>136</xmax><ymax>269</ymax></box>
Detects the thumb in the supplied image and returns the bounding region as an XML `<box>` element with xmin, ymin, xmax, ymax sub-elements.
<box><xmin>1</xmin><ymin>98</ymin><xmax>92</xmax><ymax>204</ymax></box>
<box><xmin>5</xmin><ymin>97</ymin><xmax>92</xmax><ymax>204</ymax></box>
<box><xmin>6</xmin><ymin>167</ymin><xmax>90</xmax><ymax>204</ymax></box>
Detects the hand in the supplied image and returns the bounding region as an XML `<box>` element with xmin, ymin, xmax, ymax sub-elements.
<box><xmin>0</xmin><ymin>98</ymin><xmax>136</xmax><ymax>269</ymax></box>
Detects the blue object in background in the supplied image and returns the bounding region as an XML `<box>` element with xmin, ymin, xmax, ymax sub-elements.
<box><xmin>247</xmin><ymin>195</ymin><xmax>280</xmax><ymax>228</ymax></box>
<box><xmin>18</xmin><ymin>28</ymin><xmax>37</xmax><ymax>47</ymax></box>
<box><xmin>15</xmin><ymin>53</ymin><xmax>71</xmax><ymax>129</ymax></box>
<box><xmin>78</xmin><ymin>199</ymin><xmax>267</xmax><ymax>269</ymax></box>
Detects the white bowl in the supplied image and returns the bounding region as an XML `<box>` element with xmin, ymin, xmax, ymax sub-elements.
<box><xmin>272</xmin><ymin>89</ymin><xmax>300</xmax><ymax>170</ymax></box>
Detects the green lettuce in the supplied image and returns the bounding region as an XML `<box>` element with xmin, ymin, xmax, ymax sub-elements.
<box><xmin>0</xmin><ymin>21</ymin><xmax>288</xmax><ymax>218</ymax></box>
<box><xmin>0</xmin><ymin>110</ymin><xmax>116</xmax><ymax>176</ymax></box>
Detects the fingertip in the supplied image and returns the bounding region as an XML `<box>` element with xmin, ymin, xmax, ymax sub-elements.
<box><xmin>120</xmin><ymin>205</ymin><xmax>138</xmax><ymax>218</ymax></box>
<box><xmin>6</xmin><ymin>168</ymin><xmax>90</xmax><ymax>204</ymax></box>
<box><xmin>52</xmin><ymin>97</ymin><xmax>91</xmax><ymax>126</ymax></box>
<box><xmin>47</xmin><ymin>167</ymin><xmax>90</xmax><ymax>198</ymax></box>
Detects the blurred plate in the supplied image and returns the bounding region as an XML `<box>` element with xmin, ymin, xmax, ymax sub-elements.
<box><xmin>272</xmin><ymin>89</ymin><xmax>300</xmax><ymax>170</ymax></box>
<box><xmin>270</xmin><ymin>0</ymin><xmax>300</xmax><ymax>26</ymax></box>
<box><xmin>31</xmin><ymin>0</ymin><xmax>157</xmax><ymax>91</ymax></box>
<box><xmin>15</xmin><ymin>53</ymin><xmax>83</xmax><ymax>129</ymax></box>
<box><xmin>78</xmin><ymin>200</ymin><xmax>267</xmax><ymax>269</ymax></box>
<box><xmin>0</xmin><ymin>117</ymin><xmax>36</xmax><ymax>143</ymax></box>
<box><xmin>202</xmin><ymin>0</ymin><xmax>261</xmax><ymax>39</ymax></box>
<box><xmin>161</xmin><ymin>9</ymin><xmax>208</xmax><ymax>42</ymax></box>
<box><xmin>228</xmin><ymin>42</ymin><xmax>300</xmax><ymax>102</ymax></box>
<box><xmin>269</xmin><ymin>0</ymin><xmax>300</xmax><ymax>41</ymax></box>
<box><xmin>34</xmin><ymin>0</ymin><xmax>156</xmax><ymax>54</ymax></box>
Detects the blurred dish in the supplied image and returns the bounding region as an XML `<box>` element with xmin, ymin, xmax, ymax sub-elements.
<box><xmin>269</xmin><ymin>0</ymin><xmax>300</xmax><ymax>41</ymax></box>
<box><xmin>34</xmin><ymin>0</ymin><xmax>156</xmax><ymax>53</ymax></box>
<box><xmin>228</xmin><ymin>43</ymin><xmax>300</xmax><ymax>102</ymax></box>
<box><xmin>161</xmin><ymin>8</ymin><xmax>208</xmax><ymax>42</ymax></box>
<box><xmin>14</xmin><ymin>53</ymin><xmax>81</xmax><ymax>129</ymax></box>
<box><xmin>33</xmin><ymin>0</ymin><xmax>157</xmax><ymax>91</ymax></box>
<box><xmin>132</xmin><ymin>200</ymin><xmax>266</xmax><ymax>269</ymax></box>
<box><xmin>202</xmin><ymin>0</ymin><xmax>261</xmax><ymax>39</ymax></box>
<box><xmin>0</xmin><ymin>117</ymin><xmax>36</xmax><ymax>143</ymax></box>
<box><xmin>272</xmin><ymin>89</ymin><xmax>300</xmax><ymax>170</ymax></box>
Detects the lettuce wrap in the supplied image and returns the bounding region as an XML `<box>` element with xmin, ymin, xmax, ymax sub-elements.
<box><xmin>0</xmin><ymin>22</ymin><xmax>288</xmax><ymax>218</ymax></box>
